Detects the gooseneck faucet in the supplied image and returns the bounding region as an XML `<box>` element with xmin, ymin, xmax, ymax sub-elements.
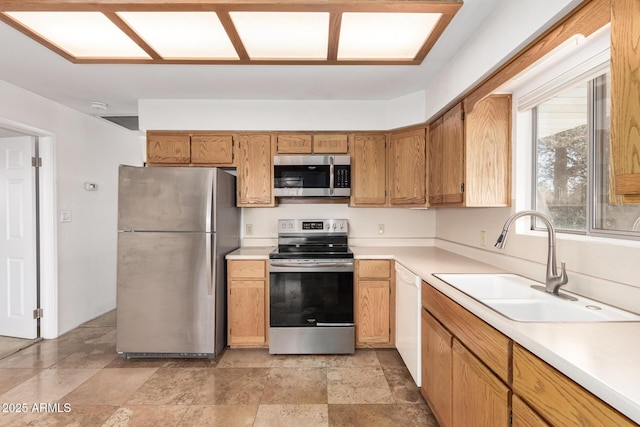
<box><xmin>495</xmin><ymin>210</ymin><xmax>569</xmax><ymax>296</ymax></box>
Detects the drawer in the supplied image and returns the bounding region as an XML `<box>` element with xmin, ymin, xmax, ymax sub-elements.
<box><xmin>422</xmin><ymin>283</ymin><xmax>511</xmax><ymax>383</ymax></box>
<box><xmin>357</xmin><ymin>259</ymin><xmax>391</xmax><ymax>279</ymax></box>
<box><xmin>228</xmin><ymin>260</ymin><xmax>266</xmax><ymax>279</ymax></box>
<box><xmin>513</xmin><ymin>344</ymin><xmax>635</xmax><ymax>426</ymax></box>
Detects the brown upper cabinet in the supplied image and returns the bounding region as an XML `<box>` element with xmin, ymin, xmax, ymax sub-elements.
<box><xmin>351</xmin><ymin>134</ymin><xmax>388</xmax><ymax>207</ymax></box>
<box><xmin>147</xmin><ymin>131</ymin><xmax>235</xmax><ymax>166</ymax></box>
<box><xmin>275</xmin><ymin>133</ymin><xmax>349</xmax><ymax>154</ymax></box>
<box><xmin>429</xmin><ymin>95</ymin><xmax>511</xmax><ymax>207</ymax></box>
<box><xmin>351</xmin><ymin>130</ymin><xmax>427</xmax><ymax>208</ymax></box>
<box><xmin>236</xmin><ymin>133</ymin><xmax>275</xmax><ymax>207</ymax></box>
<box><xmin>389</xmin><ymin>128</ymin><xmax>427</xmax><ymax>206</ymax></box>
<box><xmin>611</xmin><ymin>0</ymin><xmax>640</xmax><ymax>203</ymax></box>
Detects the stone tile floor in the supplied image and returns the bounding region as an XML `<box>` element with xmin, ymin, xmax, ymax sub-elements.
<box><xmin>0</xmin><ymin>311</ymin><xmax>438</xmax><ymax>426</ymax></box>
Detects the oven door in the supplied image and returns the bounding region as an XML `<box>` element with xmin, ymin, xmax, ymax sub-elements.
<box><xmin>269</xmin><ymin>261</ymin><xmax>354</xmax><ymax>327</ymax></box>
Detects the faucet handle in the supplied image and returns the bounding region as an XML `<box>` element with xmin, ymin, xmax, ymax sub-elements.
<box><xmin>559</xmin><ymin>261</ymin><xmax>568</xmax><ymax>284</ymax></box>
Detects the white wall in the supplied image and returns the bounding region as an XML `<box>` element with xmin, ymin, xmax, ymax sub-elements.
<box><xmin>423</xmin><ymin>0</ymin><xmax>582</xmax><ymax>120</ymax></box>
<box><xmin>0</xmin><ymin>80</ymin><xmax>144</xmax><ymax>335</ymax></box>
<box><xmin>242</xmin><ymin>204</ymin><xmax>436</xmax><ymax>247</ymax></box>
<box><xmin>138</xmin><ymin>95</ymin><xmax>426</xmax><ymax>131</ymax></box>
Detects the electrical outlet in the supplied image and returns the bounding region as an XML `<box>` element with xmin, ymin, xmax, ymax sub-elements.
<box><xmin>480</xmin><ymin>230</ymin><xmax>486</xmax><ymax>247</ymax></box>
<box><xmin>246</xmin><ymin>224</ymin><xmax>253</xmax><ymax>236</ymax></box>
<box><xmin>378</xmin><ymin>224</ymin><xmax>385</xmax><ymax>235</ymax></box>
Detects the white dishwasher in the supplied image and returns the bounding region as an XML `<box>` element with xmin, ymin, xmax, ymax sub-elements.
<box><xmin>395</xmin><ymin>263</ymin><xmax>422</xmax><ymax>387</ymax></box>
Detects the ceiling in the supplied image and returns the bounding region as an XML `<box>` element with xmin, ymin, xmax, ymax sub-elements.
<box><xmin>0</xmin><ymin>0</ymin><xmax>504</xmax><ymax>119</ymax></box>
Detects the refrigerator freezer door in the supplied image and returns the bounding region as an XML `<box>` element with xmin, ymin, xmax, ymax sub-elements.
<box><xmin>118</xmin><ymin>165</ymin><xmax>214</xmax><ymax>232</ymax></box>
<box><xmin>116</xmin><ymin>231</ymin><xmax>215</xmax><ymax>355</ymax></box>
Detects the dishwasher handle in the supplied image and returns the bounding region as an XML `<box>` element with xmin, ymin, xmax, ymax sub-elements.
<box><xmin>395</xmin><ymin>265</ymin><xmax>421</xmax><ymax>288</ymax></box>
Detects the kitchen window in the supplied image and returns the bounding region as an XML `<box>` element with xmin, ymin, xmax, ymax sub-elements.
<box><xmin>530</xmin><ymin>71</ymin><xmax>640</xmax><ymax>238</ymax></box>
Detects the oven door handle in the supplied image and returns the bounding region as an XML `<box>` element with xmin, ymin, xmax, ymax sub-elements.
<box><xmin>269</xmin><ymin>262</ymin><xmax>354</xmax><ymax>272</ymax></box>
<box><xmin>270</xmin><ymin>262</ymin><xmax>353</xmax><ymax>268</ymax></box>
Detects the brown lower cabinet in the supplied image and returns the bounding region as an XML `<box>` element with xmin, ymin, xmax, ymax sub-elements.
<box><xmin>227</xmin><ymin>260</ymin><xmax>268</xmax><ymax>347</ymax></box>
<box><xmin>421</xmin><ymin>282</ymin><xmax>636</xmax><ymax>427</ymax></box>
<box><xmin>355</xmin><ymin>259</ymin><xmax>395</xmax><ymax>347</ymax></box>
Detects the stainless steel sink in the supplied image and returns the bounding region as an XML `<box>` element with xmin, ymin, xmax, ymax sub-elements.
<box><xmin>433</xmin><ymin>273</ymin><xmax>640</xmax><ymax>322</ymax></box>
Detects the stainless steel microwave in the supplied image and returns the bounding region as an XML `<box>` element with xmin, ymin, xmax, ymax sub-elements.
<box><xmin>274</xmin><ymin>155</ymin><xmax>351</xmax><ymax>197</ymax></box>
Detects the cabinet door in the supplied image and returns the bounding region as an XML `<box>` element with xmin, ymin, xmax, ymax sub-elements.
<box><xmin>351</xmin><ymin>134</ymin><xmax>387</xmax><ymax>206</ymax></box>
<box><xmin>421</xmin><ymin>308</ymin><xmax>453</xmax><ymax>427</ymax></box>
<box><xmin>237</xmin><ymin>134</ymin><xmax>274</xmax><ymax>207</ymax></box>
<box><xmin>191</xmin><ymin>134</ymin><xmax>234</xmax><ymax>165</ymax></box>
<box><xmin>147</xmin><ymin>133</ymin><xmax>190</xmax><ymax>164</ymax></box>
<box><xmin>356</xmin><ymin>280</ymin><xmax>390</xmax><ymax>345</ymax></box>
<box><xmin>428</xmin><ymin>117</ymin><xmax>444</xmax><ymax>204</ymax></box>
<box><xmin>313</xmin><ymin>134</ymin><xmax>349</xmax><ymax>153</ymax></box>
<box><xmin>276</xmin><ymin>134</ymin><xmax>312</xmax><ymax>154</ymax></box>
<box><xmin>441</xmin><ymin>103</ymin><xmax>465</xmax><ymax>204</ymax></box>
<box><xmin>452</xmin><ymin>339</ymin><xmax>510</xmax><ymax>427</ymax></box>
<box><xmin>464</xmin><ymin>95</ymin><xmax>511</xmax><ymax>207</ymax></box>
<box><xmin>611</xmin><ymin>0</ymin><xmax>640</xmax><ymax>203</ymax></box>
<box><xmin>228</xmin><ymin>280</ymin><xmax>266</xmax><ymax>346</ymax></box>
<box><xmin>389</xmin><ymin>129</ymin><xmax>426</xmax><ymax>206</ymax></box>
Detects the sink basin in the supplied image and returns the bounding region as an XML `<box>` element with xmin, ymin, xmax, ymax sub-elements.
<box><xmin>433</xmin><ymin>273</ymin><xmax>640</xmax><ymax>322</ymax></box>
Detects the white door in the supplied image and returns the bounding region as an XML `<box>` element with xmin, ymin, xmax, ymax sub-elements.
<box><xmin>0</xmin><ymin>136</ymin><xmax>37</xmax><ymax>338</ymax></box>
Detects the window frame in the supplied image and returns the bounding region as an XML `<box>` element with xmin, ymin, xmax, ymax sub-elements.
<box><xmin>529</xmin><ymin>71</ymin><xmax>640</xmax><ymax>241</ymax></box>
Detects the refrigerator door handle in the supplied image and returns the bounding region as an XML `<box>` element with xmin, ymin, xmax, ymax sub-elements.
<box><xmin>206</xmin><ymin>234</ymin><xmax>214</xmax><ymax>296</ymax></box>
<box><xmin>205</xmin><ymin>169</ymin><xmax>214</xmax><ymax>233</ymax></box>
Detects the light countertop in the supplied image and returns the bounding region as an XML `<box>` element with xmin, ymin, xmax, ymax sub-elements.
<box><xmin>226</xmin><ymin>245</ymin><xmax>640</xmax><ymax>423</ymax></box>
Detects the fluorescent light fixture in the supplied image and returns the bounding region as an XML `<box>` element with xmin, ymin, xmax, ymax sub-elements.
<box><xmin>117</xmin><ymin>12</ymin><xmax>238</xmax><ymax>59</ymax></box>
<box><xmin>5</xmin><ymin>11</ymin><xmax>150</xmax><ymax>58</ymax></box>
<box><xmin>338</xmin><ymin>12</ymin><xmax>441</xmax><ymax>60</ymax></box>
<box><xmin>230</xmin><ymin>12</ymin><xmax>329</xmax><ymax>60</ymax></box>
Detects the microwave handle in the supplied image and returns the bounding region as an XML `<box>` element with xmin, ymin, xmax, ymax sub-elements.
<box><xmin>329</xmin><ymin>156</ymin><xmax>334</xmax><ymax>195</ymax></box>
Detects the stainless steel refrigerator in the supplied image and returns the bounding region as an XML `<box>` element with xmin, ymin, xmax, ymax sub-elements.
<box><xmin>116</xmin><ymin>165</ymin><xmax>239</xmax><ymax>358</ymax></box>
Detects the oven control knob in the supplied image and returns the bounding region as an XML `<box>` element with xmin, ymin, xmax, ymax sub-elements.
<box><xmin>332</xmin><ymin>223</ymin><xmax>337</xmax><ymax>229</ymax></box>
<box><xmin>288</xmin><ymin>223</ymin><xmax>293</xmax><ymax>229</ymax></box>
<box><xmin>339</xmin><ymin>223</ymin><xmax>344</xmax><ymax>229</ymax></box>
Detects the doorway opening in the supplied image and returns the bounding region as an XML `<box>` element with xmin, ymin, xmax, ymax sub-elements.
<box><xmin>0</xmin><ymin>118</ymin><xmax>57</xmax><ymax>346</ymax></box>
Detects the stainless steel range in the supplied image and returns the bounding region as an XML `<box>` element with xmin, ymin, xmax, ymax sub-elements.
<box><xmin>269</xmin><ymin>219</ymin><xmax>354</xmax><ymax>354</ymax></box>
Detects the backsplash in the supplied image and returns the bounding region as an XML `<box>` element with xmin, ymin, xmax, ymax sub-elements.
<box><xmin>241</xmin><ymin>204</ymin><xmax>436</xmax><ymax>246</ymax></box>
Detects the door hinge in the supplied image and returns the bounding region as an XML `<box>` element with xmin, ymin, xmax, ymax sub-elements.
<box><xmin>461</xmin><ymin>111</ymin><xmax>465</xmax><ymax>121</ymax></box>
<box><xmin>33</xmin><ymin>308</ymin><xmax>43</xmax><ymax>319</ymax></box>
<box><xmin>32</xmin><ymin>157</ymin><xmax>42</xmax><ymax>168</ymax></box>
<box><xmin>461</xmin><ymin>183</ymin><xmax>465</xmax><ymax>193</ymax></box>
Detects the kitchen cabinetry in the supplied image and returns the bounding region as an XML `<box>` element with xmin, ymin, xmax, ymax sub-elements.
<box><xmin>512</xmin><ymin>343</ymin><xmax>635</xmax><ymax>426</ymax></box>
<box><xmin>421</xmin><ymin>284</ymin><xmax>510</xmax><ymax>427</ymax></box>
<box><xmin>227</xmin><ymin>260</ymin><xmax>268</xmax><ymax>347</ymax></box>
<box><xmin>351</xmin><ymin>134</ymin><xmax>387</xmax><ymax>206</ymax></box>
<box><xmin>452</xmin><ymin>339</ymin><xmax>510</xmax><ymax>426</ymax></box>
<box><xmin>388</xmin><ymin>128</ymin><xmax>427</xmax><ymax>206</ymax></box>
<box><xmin>422</xmin><ymin>281</ymin><xmax>635</xmax><ymax>426</ymax></box>
<box><xmin>236</xmin><ymin>133</ymin><xmax>275</xmax><ymax>207</ymax></box>
<box><xmin>275</xmin><ymin>133</ymin><xmax>349</xmax><ymax>154</ymax></box>
<box><xmin>146</xmin><ymin>131</ymin><xmax>235</xmax><ymax>166</ymax></box>
<box><xmin>355</xmin><ymin>259</ymin><xmax>394</xmax><ymax>347</ymax></box>
<box><xmin>611</xmin><ymin>0</ymin><xmax>640</xmax><ymax>203</ymax></box>
<box><xmin>146</xmin><ymin>132</ymin><xmax>190</xmax><ymax>165</ymax></box>
<box><xmin>351</xmin><ymin>130</ymin><xmax>426</xmax><ymax>207</ymax></box>
<box><xmin>428</xmin><ymin>95</ymin><xmax>511</xmax><ymax>207</ymax></box>
<box><xmin>421</xmin><ymin>308</ymin><xmax>452</xmax><ymax>426</ymax></box>
<box><xmin>429</xmin><ymin>103</ymin><xmax>464</xmax><ymax>205</ymax></box>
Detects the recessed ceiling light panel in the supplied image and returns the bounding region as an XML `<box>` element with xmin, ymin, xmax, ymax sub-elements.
<box><xmin>230</xmin><ymin>12</ymin><xmax>329</xmax><ymax>60</ymax></box>
<box><xmin>117</xmin><ymin>12</ymin><xmax>239</xmax><ymax>59</ymax></box>
<box><xmin>5</xmin><ymin>11</ymin><xmax>151</xmax><ymax>58</ymax></box>
<box><xmin>338</xmin><ymin>12</ymin><xmax>442</xmax><ymax>60</ymax></box>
